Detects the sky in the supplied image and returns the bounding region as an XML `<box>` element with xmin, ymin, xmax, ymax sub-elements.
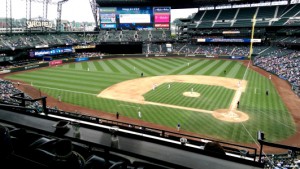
<box><xmin>0</xmin><ymin>0</ymin><xmax>198</xmax><ymax>23</ymax></box>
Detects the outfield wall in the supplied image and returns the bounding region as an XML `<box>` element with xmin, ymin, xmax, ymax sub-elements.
<box><xmin>2</xmin><ymin>54</ymin><xmax>248</xmax><ymax>74</ymax></box>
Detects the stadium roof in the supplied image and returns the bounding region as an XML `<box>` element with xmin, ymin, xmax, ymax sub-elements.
<box><xmin>96</xmin><ymin>0</ymin><xmax>263</xmax><ymax>8</ymax></box>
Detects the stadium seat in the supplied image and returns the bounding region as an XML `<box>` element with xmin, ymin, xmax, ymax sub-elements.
<box><xmin>108</xmin><ymin>161</ymin><xmax>126</xmax><ymax>169</ymax></box>
<box><xmin>91</xmin><ymin>150</ymin><xmax>131</xmax><ymax>167</ymax></box>
<box><xmin>28</xmin><ymin>137</ymin><xmax>52</xmax><ymax>149</ymax></box>
<box><xmin>9</xmin><ymin>129</ymin><xmax>46</xmax><ymax>153</ymax></box>
<box><xmin>132</xmin><ymin>161</ymin><xmax>170</xmax><ymax>169</ymax></box>
<box><xmin>83</xmin><ymin>155</ymin><xmax>107</xmax><ymax>169</ymax></box>
<box><xmin>0</xmin><ymin>125</ymin><xmax>14</xmax><ymax>161</ymax></box>
<box><xmin>29</xmin><ymin>139</ymin><xmax>85</xmax><ymax>169</ymax></box>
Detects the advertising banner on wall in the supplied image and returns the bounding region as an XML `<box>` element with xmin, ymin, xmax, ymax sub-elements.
<box><xmin>231</xmin><ymin>56</ymin><xmax>246</xmax><ymax>60</ymax></box>
<box><xmin>49</xmin><ymin>60</ymin><xmax>63</xmax><ymax>66</ymax></box>
<box><xmin>75</xmin><ymin>57</ymin><xmax>89</xmax><ymax>62</ymax></box>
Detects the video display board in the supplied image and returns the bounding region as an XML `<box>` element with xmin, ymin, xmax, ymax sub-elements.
<box><xmin>29</xmin><ymin>47</ymin><xmax>74</xmax><ymax>57</ymax></box>
<box><xmin>117</xmin><ymin>7</ymin><xmax>153</xmax><ymax>29</ymax></box>
<box><xmin>99</xmin><ymin>6</ymin><xmax>171</xmax><ymax>30</ymax></box>
<box><xmin>99</xmin><ymin>7</ymin><xmax>117</xmax><ymax>29</ymax></box>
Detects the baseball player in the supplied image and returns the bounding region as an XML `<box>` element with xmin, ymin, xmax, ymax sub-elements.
<box><xmin>177</xmin><ymin>123</ymin><xmax>181</xmax><ymax>131</ymax></box>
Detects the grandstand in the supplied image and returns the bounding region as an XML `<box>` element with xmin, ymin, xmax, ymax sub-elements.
<box><xmin>0</xmin><ymin>0</ymin><xmax>300</xmax><ymax>168</ymax></box>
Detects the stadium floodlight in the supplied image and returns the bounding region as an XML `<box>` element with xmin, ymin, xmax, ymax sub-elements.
<box><xmin>257</xmin><ymin>131</ymin><xmax>265</xmax><ymax>141</ymax></box>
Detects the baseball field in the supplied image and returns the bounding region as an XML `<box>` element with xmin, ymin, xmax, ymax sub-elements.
<box><xmin>6</xmin><ymin>58</ymin><xmax>296</xmax><ymax>143</ymax></box>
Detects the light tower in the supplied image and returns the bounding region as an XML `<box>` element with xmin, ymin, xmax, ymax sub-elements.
<box><xmin>5</xmin><ymin>0</ymin><xmax>12</xmax><ymax>35</ymax></box>
<box><xmin>23</xmin><ymin>0</ymin><xmax>57</xmax><ymax>33</ymax></box>
<box><xmin>56</xmin><ymin>0</ymin><xmax>68</xmax><ymax>32</ymax></box>
<box><xmin>89</xmin><ymin>0</ymin><xmax>99</xmax><ymax>31</ymax></box>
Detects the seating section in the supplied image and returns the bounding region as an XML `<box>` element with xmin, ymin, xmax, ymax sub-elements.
<box><xmin>145</xmin><ymin>43</ymin><xmax>271</xmax><ymax>56</ymax></box>
<box><xmin>281</xmin><ymin>4</ymin><xmax>300</xmax><ymax>18</ymax></box>
<box><xmin>254</xmin><ymin>48</ymin><xmax>300</xmax><ymax>97</ymax></box>
<box><xmin>213</xmin><ymin>22</ymin><xmax>232</xmax><ymax>28</ymax></box>
<box><xmin>256</xmin><ymin>6</ymin><xmax>276</xmax><ymax>19</ymax></box>
<box><xmin>263</xmin><ymin>153</ymin><xmax>300</xmax><ymax>169</ymax></box>
<box><xmin>272</xmin><ymin>36</ymin><xmax>300</xmax><ymax>44</ymax></box>
<box><xmin>236</xmin><ymin>8</ymin><xmax>257</xmax><ymax>20</ymax></box>
<box><xmin>191</xmin><ymin>4</ymin><xmax>300</xmax><ymax>28</ymax></box>
<box><xmin>164</xmin><ymin>44</ymin><xmax>258</xmax><ymax>56</ymax></box>
<box><xmin>0</xmin><ymin>79</ymin><xmax>41</xmax><ymax>108</ymax></box>
<box><xmin>0</xmin><ymin>124</ymin><xmax>173</xmax><ymax>169</ymax></box>
<box><xmin>202</xmin><ymin>10</ymin><xmax>219</xmax><ymax>21</ymax></box>
<box><xmin>233</xmin><ymin>20</ymin><xmax>252</xmax><ymax>27</ymax></box>
<box><xmin>192</xmin><ymin>10</ymin><xmax>205</xmax><ymax>21</ymax></box>
<box><xmin>0</xmin><ymin>30</ymin><xmax>172</xmax><ymax>50</ymax></box>
<box><xmin>218</xmin><ymin>9</ymin><xmax>237</xmax><ymax>20</ymax></box>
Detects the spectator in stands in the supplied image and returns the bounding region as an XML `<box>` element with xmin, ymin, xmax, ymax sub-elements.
<box><xmin>0</xmin><ymin>79</ymin><xmax>41</xmax><ymax>109</ymax></box>
<box><xmin>254</xmin><ymin>50</ymin><xmax>300</xmax><ymax>97</ymax></box>
<box><xmin>204</xmin><ymin>142</ymin><xmax>226</xmax><ymax>156</ymax></box>
<box><xmin>46</xmin><ymin>139</ymin><xmax>85</xmax><ymax>169</ymax></box>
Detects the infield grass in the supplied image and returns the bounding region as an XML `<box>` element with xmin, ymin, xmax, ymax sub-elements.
<box><xmin>144</xmin><ymin>83</ymin><xmax>235</xmax><ymax>110</ymax></box>
<box><xmin>6</xmin><ymin>58</ymin><xmax>296</xmax><ymax>143</ymax></box>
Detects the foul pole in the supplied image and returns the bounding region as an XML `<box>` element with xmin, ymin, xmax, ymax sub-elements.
<box><xmin>249</xmin><ymin>13</ymin><xmax>257</xmax><ymax>60</ymax></box>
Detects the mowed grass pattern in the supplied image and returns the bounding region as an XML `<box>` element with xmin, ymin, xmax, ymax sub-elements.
<box><xmin>144</xmin><ymin>83</ymin><xmax>235</xmax><ymax>110</ymax></box>
<box><xmin>6</xmin><ymin>58</ymin><xmax>296</xmax><ymax>143</ymax></box>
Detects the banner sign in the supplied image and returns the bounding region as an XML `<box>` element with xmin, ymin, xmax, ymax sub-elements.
<box><xmin>75</xmin><ymin>57</ymin><xmax>89</xmax><ymax>62</ymax></box>
<box><xmin>73</xmin><ymin>45</ymin><xmax>96</xmax><ymax>49</ymax></box>
<box><xmin>231</xmin><ymin>56</ymin><xmax>246</xmax><ymax>60</ymax></box>
<box><xmin>197</xmin><ymin>38</ymin><xmax>262</xmax><ymax>43</ymax></box>
<box><xmin>27</xmin><ymin>20</ymin><xmax>53</xmax><ymax>29</ymax></box>
<box><xmin>49</xmin><ymin>60</ymin><xmax>63</xmax><ymax>66</ymax></box>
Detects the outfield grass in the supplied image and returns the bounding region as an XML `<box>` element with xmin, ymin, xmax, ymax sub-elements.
<box><xmin>6</xmin><ymin>58</ymin><xmax>296</xmax><ymax>143</ymax></box>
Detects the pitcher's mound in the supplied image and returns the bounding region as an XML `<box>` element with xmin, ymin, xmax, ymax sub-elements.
<box><xmin>212</xmin><ymin>109</ymin><xmax>249</xmax><ymax>122</ymax></box>
<box><xmin>183</xmin><ymin>92</ymin><xmax>201</xmax><ymax>98</ymax></box>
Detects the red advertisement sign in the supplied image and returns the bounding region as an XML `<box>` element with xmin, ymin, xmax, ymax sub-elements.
<box><xmin>154</xmin><ymin>23</ymin><xmax>169</xmax><ymax>28</ymax></box>
<box><xmin>49</xmin><ymin>60</ymin><xmax>63</xmax><ymax>66</ymax></box>
<box><xmin>154</xmin><ymin>13</ymin><xmax>170</xmax><ymax>23</ymax></box>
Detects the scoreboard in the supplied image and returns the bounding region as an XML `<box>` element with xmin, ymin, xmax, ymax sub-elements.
<box><xmin>153</xmin><ymin>7</ymin><xmax>171</xmax><ymax>28</ymax></box>
<box><xmin>99</xmin><ymin>6</ymin><xmax>171</xmax><ymax>30</ymax></box>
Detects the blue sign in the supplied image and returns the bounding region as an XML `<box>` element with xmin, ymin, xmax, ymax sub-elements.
<box><xmin>32</xmin><ymin>47</ymin><xmax>73</xmax><ymax>57</ymax></box>
<box><xmin>231</xmin><ymin>56</ymin><xmax>246</xmax><ymax>60</ymax></box>
<box><xmin>75</xmin><ymin>57</ymin><xmax>89</xmax><ymax>62</ymax></box>
<box><xmin>153</xmin><ymin>7</ymin><xmax>171</xmax><ymax>13</ymax></box>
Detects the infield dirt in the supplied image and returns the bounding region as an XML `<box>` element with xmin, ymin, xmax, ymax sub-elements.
<box><xmin>97</xmin><ymin>75</ymin><xmax>249</xmax><ymax>122</ymax></box>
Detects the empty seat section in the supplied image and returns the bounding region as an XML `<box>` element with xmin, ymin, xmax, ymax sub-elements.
<box><xmin>257</xmin><ymin>6</ymin><xmax>276</xmax><ymax>19</ymax></box>
<box><xmin>236</xmin><ymin>7</ymin><xmax>256</xmax><ymax>19</ymax></box>
<box><xmin>202</xmin><ymin>10</ymin><xmax>219</xmax><ymax>21</ymax></box>
<box><xmin>192</xmin><ymin>10</ymin><xmax>205</xmax><ymax>21</ymax></box>
<box><xmin>281</xmin><ymin>4</ymin><xmax>300</xmax><ymax>17</ymax></box>
<box><xmin>233</xmin><ymin>20</ymin><xmax>252</xmax><ymax>27</ymax></box>
<box><xmin>198</xmin><ymin>22</ymin><xmax>213</xmax><ymax>28</ymax></box>
<box><xmin>214</xmin><ymin>22</ymin><xmax>232</xmax><ymax>28</ymax></box>
<box><xmin>218</xmin><ymin>8</ymin><xmax>237</xmax><ymax>20</ymax></box>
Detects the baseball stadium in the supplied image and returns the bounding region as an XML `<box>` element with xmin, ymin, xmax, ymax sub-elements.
<box><xmin>0</xmin><ymin>0</ymin><xmax>300</xmax><ymax>168</ymax></box>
